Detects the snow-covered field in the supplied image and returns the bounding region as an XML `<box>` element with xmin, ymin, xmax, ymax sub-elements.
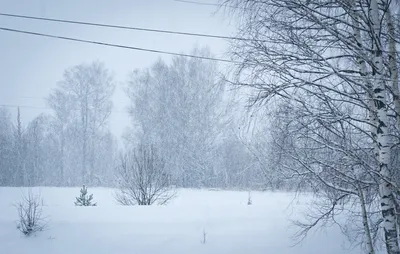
<box><xmin>0</xmin><ymin>188</ymin><xmax>363</xmax><ymax>254</ymax></box>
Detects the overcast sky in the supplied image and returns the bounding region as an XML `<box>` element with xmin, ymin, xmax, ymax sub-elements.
<box><xmin>0</xmin><ymin>0</ymin><xmax>235</xmax><ymax>139</ymax></box>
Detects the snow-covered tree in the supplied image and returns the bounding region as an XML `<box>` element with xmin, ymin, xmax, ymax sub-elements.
<box><xmin>0</xmin><ymin>107</ymin><xmax>14</xmax><ymax>186</ymax></box>
<box><xmin>48</xmin><ymin>61</ymin><xmax>116</xmax><ymax>185</ymax></box>
<box><xmin>126</xmin><ymin>48</ymin><xmax>225</xmax><ymax>187</ymax></box>
<box><xmin>224</xmin><ymin>0</ymin><xmax>400</xmax><ymax>252</ymax></box>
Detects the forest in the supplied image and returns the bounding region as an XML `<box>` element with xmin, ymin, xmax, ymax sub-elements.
<box><xmin>0</xmin><ymin>51</ymin><xmax>264</xmax><ymax>189</ymax></box>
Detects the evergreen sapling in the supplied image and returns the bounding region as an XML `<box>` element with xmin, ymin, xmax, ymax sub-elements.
<box><xmin>75</xmin><ymin>185</ymin><xmax>97</xmax><ymax>206</ymax></box>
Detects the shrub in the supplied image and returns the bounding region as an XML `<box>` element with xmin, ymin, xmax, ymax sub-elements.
<box><xmin>16</xmin><ymin>192</ymin><xmax>47</xmax><ymax>236</ymax></box>
<box><xmin>115</xmin><ymin>145</ymin><xmax>176</xmax><ymax>205</ymax></box>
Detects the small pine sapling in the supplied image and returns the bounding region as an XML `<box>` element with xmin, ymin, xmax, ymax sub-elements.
<box><xmin>75</xmin><ymin>185</ymin><xmax>97</xmax><ymax>206</ymax></box>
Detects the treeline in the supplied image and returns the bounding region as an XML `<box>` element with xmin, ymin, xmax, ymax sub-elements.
<box><xmin>0</xmin><ymin>62</ymin><xmax>116</xmax><ymax>186</ymax></box>
<box><xmin>0</xmin><ymin>49</ymin><xmax>273</xmax><ymax>189</ymax></box>
<box><xmin>0</xmin><ymin>108</ymin><xmax>117</xmax><ymax>186</ymax></box>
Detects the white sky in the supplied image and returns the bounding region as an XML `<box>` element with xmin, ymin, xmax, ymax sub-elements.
<box><xmin>0</xmin><ymin>0</ymin><xmax>236</xmax><ymax>139</ymax></box>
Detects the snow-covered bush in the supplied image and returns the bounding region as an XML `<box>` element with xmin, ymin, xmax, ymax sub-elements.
<box><xmin>75</xmin><ymin>185</ymin><xmax>97</xmax><ymax>206</ymax></box>
<box><xmin>115</xmin><ymin>145</ymin><xmax>176</xmax><ymax>205</ymax></box>
<box><xmin>16</xmin><ymin>192</ymin><xmax>47</xmax><ymax>236</ymax></box>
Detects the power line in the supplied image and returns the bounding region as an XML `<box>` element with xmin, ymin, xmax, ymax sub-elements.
<box><xmin>0</xmin><ymin>12</ymin><xmax>254</xmax><ymax>42</ymax></box>
<box><xmin>172</xmin><ymin>0</ymin><xmax>222</xmax><ymax>7</ymax></box>
<box><xmin>172</xmin><ymin>2</ymin><xmax>400</xmax><ymax>53</ymax></box>
<box><xmin>172</xmin><ymin>0</ymin><xmax>254</xmax><ymax>10</ymax></box>
<box><xmin>0</xmin><ymin>27</ymin><xmax>394</xmax><ymax>82</ymax></box>
<box><xmin>0</xmin><ymin>22</ymin><xmax>397</xmax><ymax>81</ymax></box>
<box><xmin>2</xmin><ymin>12</ymin><xmax>398</xmax><ymax>53</ymax></box>
<box><xmin>0</xmin><ymin>26</ymin><xmax>235</xmax><ymax>63</ymax></box>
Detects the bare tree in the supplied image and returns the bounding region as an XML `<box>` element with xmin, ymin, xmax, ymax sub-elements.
<box><xmin>48</xmin><ymin>61</ymin><xmax>115</xmax><ymax>185</ymax></box>
<box><xmin>115</xmin><ymin>145</ymin><xmax>175</xmax><ymax>205</ymax></box>
<box><xmin>0</xmin><ymin>108</ymin><xmax>14</xmax><ymax>186</ymax></box>
<box><xmin>126</xmin><ymin>48</ymin><xmax>225</xmax><ymax>188</ymax></box>
<box><xmin>47</xmin><ymin>88</ymin><xmax>72</xmax><ymax>185</ymax></box>
<box><xmin>223</xmin><ymin>0</ymin><xmax>400</xmax><ymax>253</ymax></box>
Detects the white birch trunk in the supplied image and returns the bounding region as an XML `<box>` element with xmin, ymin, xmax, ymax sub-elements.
<box><xmin>351</xmin><ymin>13</ymin><xmax>376</xmax><ymax>253</ymax></box>
<box><xmin>385</xmin><ymin>7</ymin><xmax>400</xmax><ymax>128</ymax></box>
<box><xmin>385</xmin><ymin>2</ymin><xmax>400</xmax><ymax>244</ymax></box>
<box><xmin>351</xmin><ymin>10</ymin><xmax>378</xmax><ymax>152</ymax></box>
<box><xmin>358</xmin><ymin>184</ymin><xmax>375</xmax><ymax>254</ymax></box>
<box><xmin>370</xmin><ymin>1</ymin><xmax>400</xmax><ymax>253</ymax></box>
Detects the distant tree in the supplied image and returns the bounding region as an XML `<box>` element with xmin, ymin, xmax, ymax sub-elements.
<box><xmin>0</xmin><ymin>108</ymin><xmax>14</xmax><ymax>186</ymax></box>
<box><xmin>126</xmin><ymin>48</ymin><xmax>225</xmax><ymax>187</ymax></box>
<box><xmin>13</xmin><ymin>107</ymin><xmax>26</xmax><ymax>186</ymax></box>
<box><xmin>23</xmin><ymin>114</ymin><xmax>56</xmax><ymax>186</ymax></box>
<box><xmin>48</xmin><ymin>61</ymin><xmax>115</xmax><ymax>185</ymax></box>
<box><xmin>47</xmin><ymin>88</ymin><xmax>73</xmax><ymax>185</ymax></box>
<box><xmin>0</xmin><ymin>62</ymin><xmax>116</xmax><ymax>187</ymax></box>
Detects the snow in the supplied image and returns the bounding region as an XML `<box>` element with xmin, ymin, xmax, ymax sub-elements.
<box><xmin>0</xmin><ymin>188</ymin><xmax>363</xmax><ymax>254</ymax></box>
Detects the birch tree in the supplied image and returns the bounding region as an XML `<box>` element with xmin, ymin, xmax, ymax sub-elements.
<box><xmin>223</xmin><ymin>0</ymin><xmax>400</xmax><ymax>252</ymax></box>
<box><xmin>48</xmin><ymin>61</ymin><xmax>115</xmax><ymax>185</ymax></box>
<box><xmin>126</xmin><ymin>48</ymin><xmax>225</xmax><ymax>187</ymax></box>
<box><xmin>47</xmin><ymin>88</ymin><xmax>72</xmax><ymax>184</ymax></box>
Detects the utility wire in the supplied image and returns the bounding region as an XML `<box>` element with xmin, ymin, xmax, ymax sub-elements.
<box><xmin>172</xmin><ymin>0</ymin><xmax>246</xmax><ymax>9</ymax></box>
<box><xmin>0</xmin><ymin>27</ymin><xmax>395</xmax><ymax>82</ymax></box>
<box><xmin>172</xmin><ymin>0</ymin><xmax>223</xmax><ymax>7</ymax></box>
<box><xmin>0</xmin><ymin>12</ymin><xmax>255</xmax><ymax>42</ymax></box>
<box><xmin>0</xmin><ymin>26</ymin><xmax>236</xmax><ymax>63</ymax></box>
<box><xmin>2</xmin><ymin>12</ymin><xmax>399</xmax><ymax>53</ymax></box>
